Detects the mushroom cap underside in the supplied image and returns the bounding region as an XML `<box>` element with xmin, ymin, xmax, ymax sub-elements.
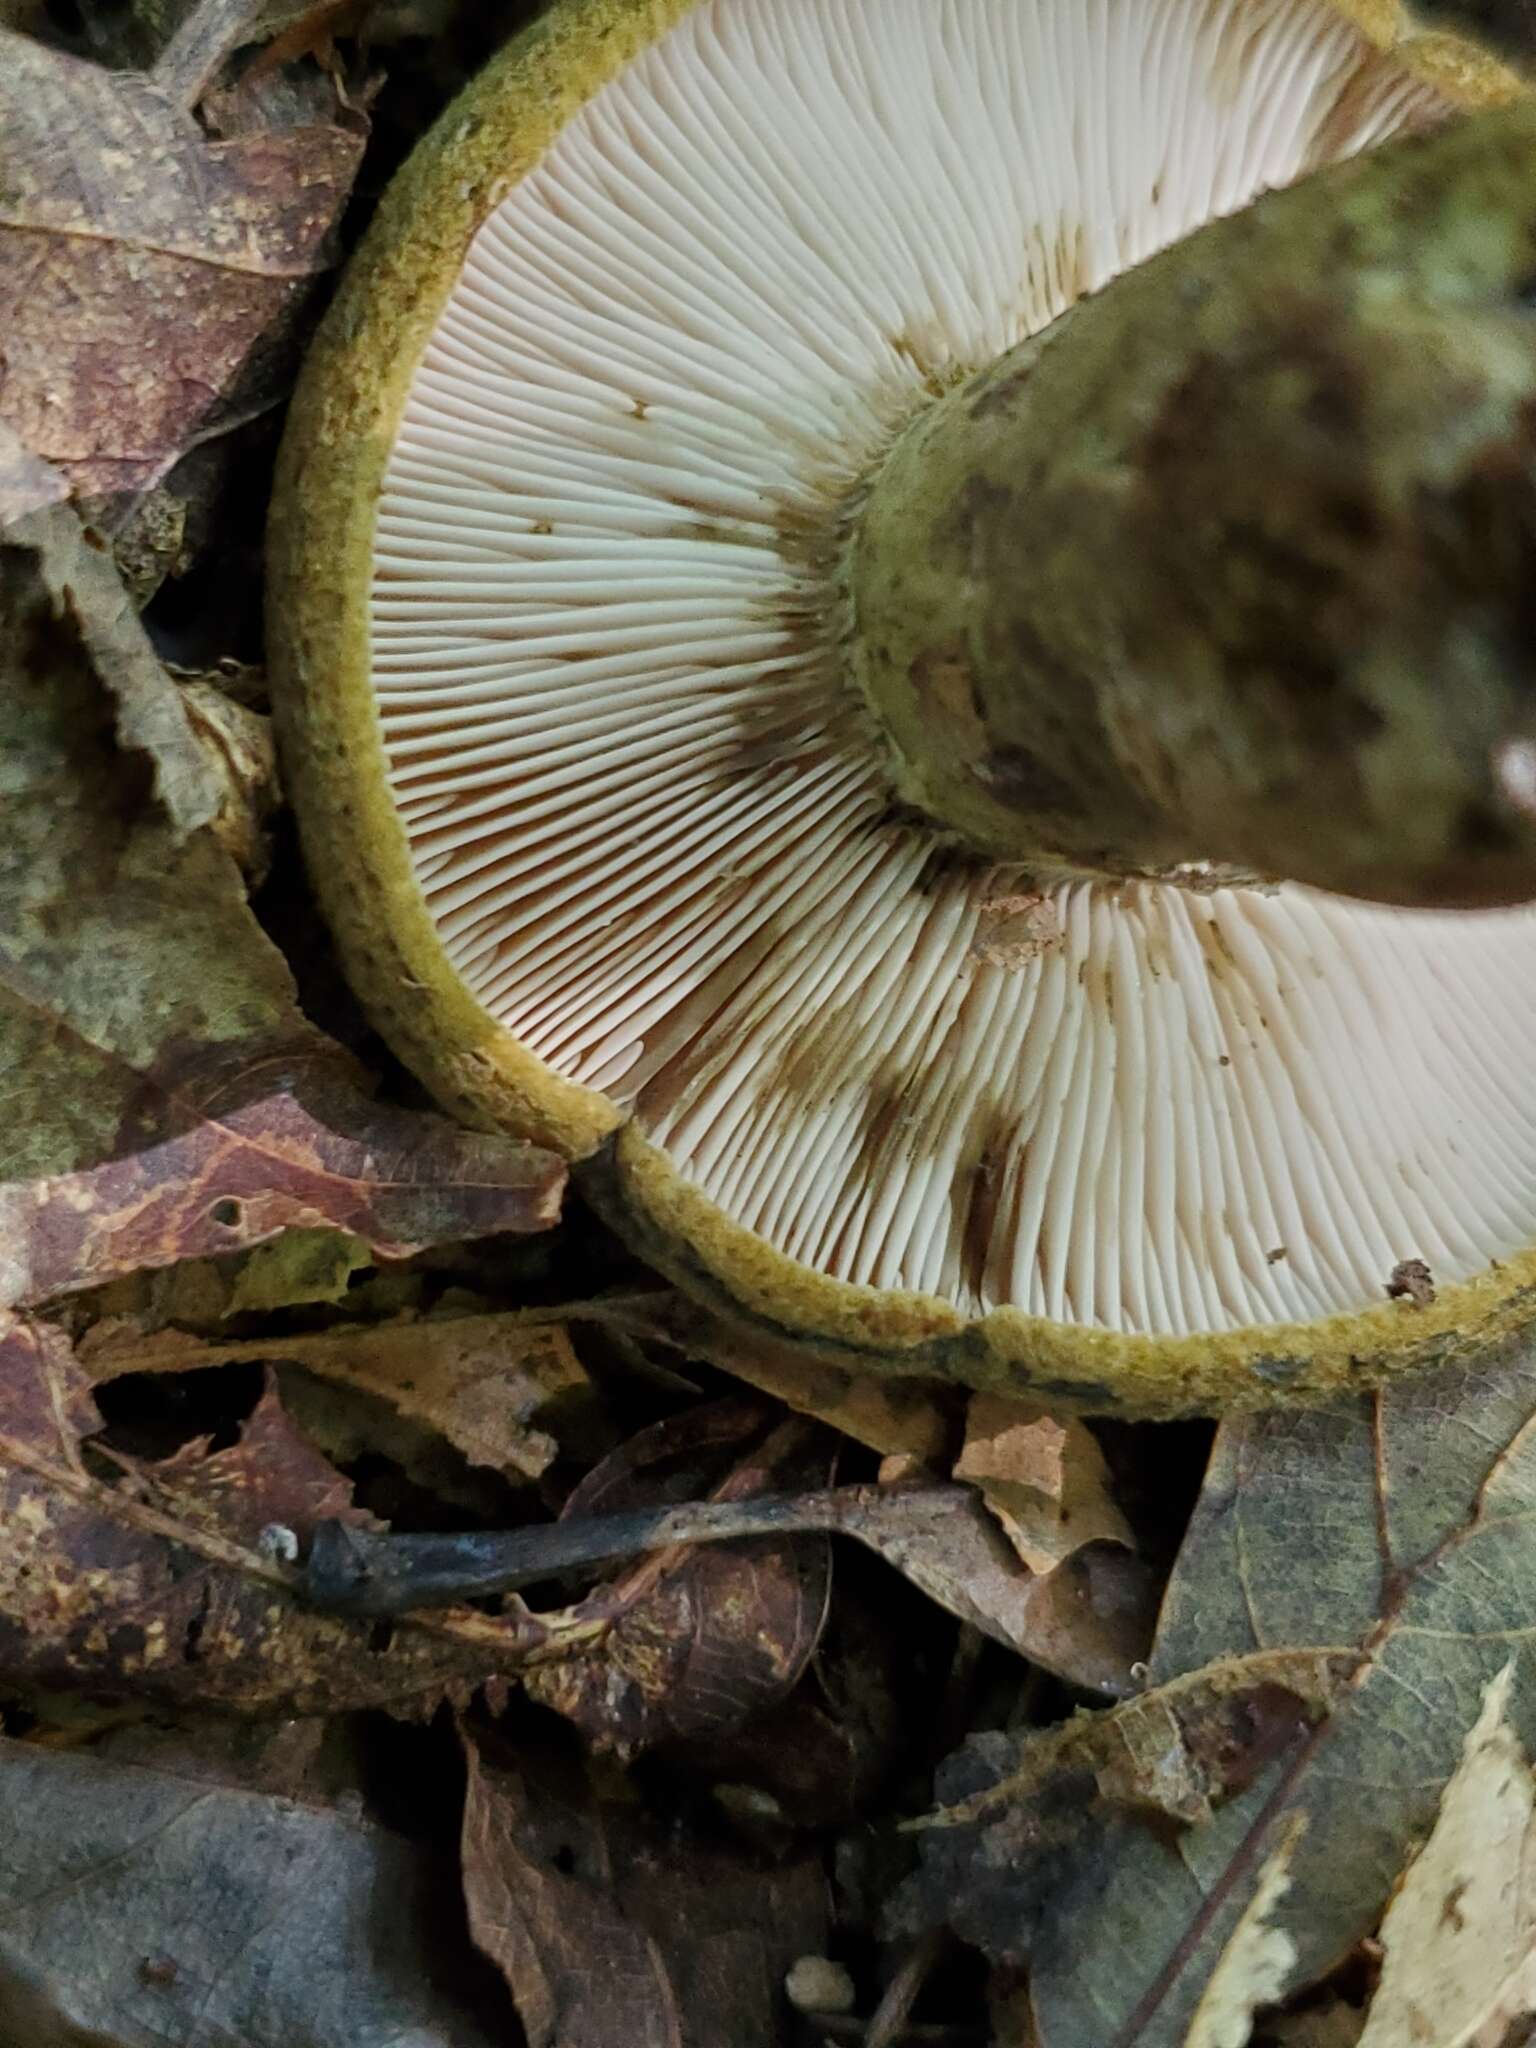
<box><xmin>268</xmin><ymin>0</ymin><xmax>1536</xmax><ymax>1412</ymax></box>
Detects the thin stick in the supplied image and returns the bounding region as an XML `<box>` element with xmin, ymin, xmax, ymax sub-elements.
<box><xmin>865</xmin><ymin>1932</ymin><xmax>953</xmax><ymax>2048</ymax></box>
<box><xmin>301</xmin><ymin>1482</ymin><xmax>977</xmax><ymax>1617</ymax></box>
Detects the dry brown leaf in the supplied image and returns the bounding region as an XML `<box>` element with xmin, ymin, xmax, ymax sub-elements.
<box><xmin>1357</xmin><ymin>1662</ymin><xmax>1536</xmax><ymax>2048</ymax></box>
<box><xmin>3</xmin><ymin>443</ymin><xmax>222</xmax><ymax>833</ymax></box>
<box><xmin>0</xmin><ymin>8</ymin><xmax>366</xmax><ymax>501</ymax></box>
<box><xmin>0</xmin><ymin>422</ymin><xmax>69</xmax><ymax>523</ymax></box>
<box><xmin>176</xmin><ymin>678</ymin><xmax>280</xmax><ymax>881</ymax></box>
<box><xmin>953</xmin><ymin>1394</ymin><xmax>1133</xmax><ymax>1573</ymax></box>
<box><xmin>461</xmin><ymin>1727</ymin><xmax>829</xmax><ymax>2048</ymax></box>
<box><xmin>606</xmin><ymin>1289</ymin><xmax>955</xmax><ymax>1464</ymax></box>
<box><xmin>0</xmin><ymin>1311</ymin><xmax>593</xmax><ymax>1714</ymax></box>
<box><xmin>524</xmin><ymin>1404</ymin><xmax>834</xmax><ymax>1754</ymax></box>
<box><xmin>1184</xmin><ymin>1819</ymin><xmax>1305</xmax><ymax>2048</ymax></box>
<box><xmin>826</xmin><ymin>1478</ymin><xmax>1157</xmax><ymax>1695</ymax></box>
<box><xmin>81</xmin><ymin>1305</ymin><xmax>597</xmax><ymax>1484</ymax></box>
<box><xmin>1</xmin><ymin>461</ymin><xmax>565</xmax><ymax>1311</ymax></box>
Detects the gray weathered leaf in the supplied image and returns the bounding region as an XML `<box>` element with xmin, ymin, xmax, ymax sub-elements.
<box><xmin>910</xmin><ymin>1334</ymin><xmax>1536</xmax><ymax>2048</ymax></box>
<box><xmin>0</xmin><ymin>1731</ymin><xmax>505</xmax><ymax>2048</ymax></box>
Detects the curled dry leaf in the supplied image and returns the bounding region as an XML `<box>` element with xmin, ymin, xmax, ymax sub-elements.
<box><xmin>0</xmin><ymin>484</ymin><xmax>564</xmax><ymax>1311</ymax></box>
<box><xmin>0</xmin><ymin>1312</ymin><xmax>592</xmax><ymax>1714</ymax></box>
<box><xmin>3</xmin><ymin>445</ymin><xmax>222</xmax><ymax>833</ymax></box>
<box><xmin>606</xmin><ymin>1302</ymin><xmax>1151</xmax><ymax>1687</ymax></box>
<box><xmin>0</xmin><ymin>7</ymin><xmax>366</xmax><ymax>503</ymax></box>
<box><xmin>81</xmin><ymin>1305</ymin><xmax>597</xmax><ymax>1485</ymax></box>
<box><xmin>1357</xmin><ymin>1661</ymin><xmax>1536</xmax><ymax>2048</ymax></box>
<box><xmin>953</xmin><ymin>1394</ymin><xmax>1133</xmax><ymax>1574</ymax></box>
<box><xmin>0</xmin><ymin>1729</ymin><xmax>506</xmax><ymax>2048</ymax></box>
<box><xmin>523</xmin><ymin>1403</ymin><xmax>834</xmax><ymax>1755</ymax></box>
<box><xmin>461</xmin><ymin>1727</ymin><xmax>830</xmax><ymax>2048</ymax></box>
<box><xmin>827</xmin><ymin>1479</ymin><xmax>1156</xmax><ymax>1696</ymax></box>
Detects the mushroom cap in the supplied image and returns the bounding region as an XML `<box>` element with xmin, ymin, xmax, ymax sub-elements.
<box><xmin>268</xmin><ymin>0</ymin><xmax>1534</xmax><ymax>1415</ymax></box>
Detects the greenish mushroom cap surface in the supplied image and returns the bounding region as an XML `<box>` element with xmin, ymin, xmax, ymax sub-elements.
<box><xmin>268</xmin><ymin>0</ymin><xmax>1536</xmax><ymax>1415</ymax></box>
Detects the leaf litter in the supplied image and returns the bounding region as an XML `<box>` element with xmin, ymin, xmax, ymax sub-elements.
<box><xmin>7</xmin><ymin>0</ymin><xmax>1536</xmax><ymax>2042</ymax></box>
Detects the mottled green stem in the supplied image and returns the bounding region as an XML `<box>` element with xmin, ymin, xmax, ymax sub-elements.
<box><xmin>850</xmin><ymin>102</ymin><xmax>1536</xmax><ymax>907</ymax></box>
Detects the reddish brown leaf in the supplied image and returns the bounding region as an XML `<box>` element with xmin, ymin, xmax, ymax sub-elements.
<box><xmin>0</xmin><ymin>1311</ymin><xmax>590</xmax><ymax>1714</ymax></box>
<box><xmin>524</xmin><ymin>1403</ymin><xmax>834</xmax><ymax>1755</ymax></box>
<box><xmin>3</xmin><ymin>1050</ymin><xmax>565</xmax><ymax>1309</ymax></box>
<box><xmin>461</xmin><ymin>1727</ymin><xmax>829</xmax><ymax>2048</ymax></box>
<box><xmin>0</xmin><ymin>13</ymin><xmax>366</xmax><ymax>500</ymax></box>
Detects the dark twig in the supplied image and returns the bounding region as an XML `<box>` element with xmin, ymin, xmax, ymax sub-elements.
<box><xmin>301</xmin><ymin>1483</ymin><xmax>978</xmax><ymax>1617</ymax></box>
<box><xmin>865</xmin><ymin>1930</ymin><xmax>953</xmax><ymax>2048</ymax></box>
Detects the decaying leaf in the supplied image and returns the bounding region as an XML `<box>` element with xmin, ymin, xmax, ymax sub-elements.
<box><xmin>897</xmin><ymin>1648</ymin><xmax>1351</xmax><ymax>2044</ymax></box>
<box><xmin>524</xmin><ymin>1404</ymin><xmax>834</xmax><ymax>1754</ymax></box>
<box><xmin>911</xmin><ymin>1651</ymin><xmax>1343</xmax><ymax>1890</ymax></box>
<box><xmin>223</xmin><ymin>1225</ymin><xmax>374</xmax><ymax>1313</ymax></box>
<box><xmin>0</xmin><ymin>1311</ymin><xmax>595</xmax><ymax>1714</ymax></box>
<box><xmin>911</xmin><ymin>1334</ymin><xmax>1536</xmax><ymax>2048</ymax></box>
<box><xmin>606</xmin><ymin>1288</ymin><xmax>956</xmax><ymax>1464</ymax></box>
<box><xmin>0</xmin><ymin>1727</ymin><xmax>508</xmax><ymax>2048</ymax></box>
<box><xmin>0</xmin><ymin>4</ymin><xmax>366</xmax><ymax>502</ymax></box>
<box><xmin>81</xmin><ymin>1303</ymin><xmax>599</xmax><ymax>1484</ymax></box>
<box><xmin>1357</xmin><ymin>1661</ymin><xmax>1536</xmax><ymax>2048</ymax></box>
<box><xmin>0</xmin><ymin>423</ymin><xmax>69</xmax><ymax>524</ymax></box>
<box><xmin>824</xmin><ymin>1478</ymin><xmax>1157</xmax><ymax>1695</ymax></box>
<box><xmin>176</xmin><ymin>677</ymin><xmax>280</xmax><ymax>881</ymax></box>
<box><xmin>461</xmin><ymin>1728</ymin><xmax>829</xmax><ymax>2048</ymax></box>
<box><xmin>1184</xmin><ymin>1819</ymin><xmax>1304</xmax><ymax>2048</ymax></box>
<box><xmin>0</xmin><ymin>482</ymin><xmax>564</xmax><ymax>1311</ymax></box>
<box><xmin>3</xmin><ymin>448</ymin><xmax>223</xmax><ymax>833</ymax></box>
<box><xmin>953</xmin><ymin>1394</ymin><xmax>1134</xmax><ymax>1574</ymax></box>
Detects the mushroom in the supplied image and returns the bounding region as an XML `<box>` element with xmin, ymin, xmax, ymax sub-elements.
<box><xmin>268</xmin><ymin>0</ymin><xmax>1536</xmax><ymax>1415</ymax></box>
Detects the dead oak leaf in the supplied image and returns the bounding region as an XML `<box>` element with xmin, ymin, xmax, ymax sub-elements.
<box><xmin>0</xmin><ymin>15</ymin><xmax>366</xmax><ymax>499</ymax></box>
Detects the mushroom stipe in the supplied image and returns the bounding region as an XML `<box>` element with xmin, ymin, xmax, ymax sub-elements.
<box><xmin>269</xmin><ymin>0</ymin><xmax>1536</xmax><ymax>1416</ymax></box>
